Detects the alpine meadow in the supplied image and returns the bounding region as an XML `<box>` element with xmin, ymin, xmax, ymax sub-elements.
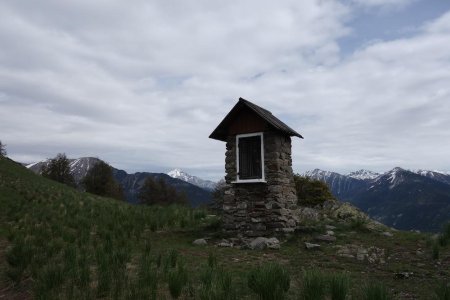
<box><xmin>1</xmin><ymin>156</ymin><xmax>449</xmax><ymax>299</ymax></box>
<box><xmin>1</xmin><ymin>1</ymin><xmax>450</xmax><ymax>299</ymax></box>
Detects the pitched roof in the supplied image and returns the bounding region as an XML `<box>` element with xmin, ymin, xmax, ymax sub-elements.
<box><xmin>209</xmin><ymin>97</ymin><xmax>303</xmax><ymax>141</ymax></box>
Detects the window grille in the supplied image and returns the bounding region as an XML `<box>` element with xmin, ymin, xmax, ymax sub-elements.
<box><xmin>237</xmin><ymin>134</ymin><xmax>263</xmax><ymax>180</ymax></box>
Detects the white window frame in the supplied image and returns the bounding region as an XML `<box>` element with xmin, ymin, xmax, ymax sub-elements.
<box><xmin>233</xmin><ymin>132</ymin><xmax>266</xmax><ymax>183</ymax></box>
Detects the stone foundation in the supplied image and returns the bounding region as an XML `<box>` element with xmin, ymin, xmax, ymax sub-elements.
<box><xmin>222</xmin><ymin>131</ymin><xmax>298</xmax><ymax>236</ymax></box>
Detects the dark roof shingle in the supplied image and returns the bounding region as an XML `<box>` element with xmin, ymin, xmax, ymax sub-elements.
<box><xmin>209</xmin><ymin>97</ymin><xmax>303</xmax><ymax>141</ymax></box>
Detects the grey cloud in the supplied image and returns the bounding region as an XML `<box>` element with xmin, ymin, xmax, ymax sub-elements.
<box><xmin>1</xmin><ymin>1</ymin><xmax>449</xmax><ymax>181</ymax></box>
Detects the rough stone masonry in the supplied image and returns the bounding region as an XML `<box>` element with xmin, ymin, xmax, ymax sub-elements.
<box><xmin>222</xmin><ymin>130</ymin><xmax>298</xmax><ymax>236</ymax></box>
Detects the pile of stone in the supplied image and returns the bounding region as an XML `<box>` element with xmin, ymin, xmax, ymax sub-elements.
<box><xmin>314</xmin><ymin>234</ymin><xmax>336</xmax><ymax>243</ymax></box>
<box><xmin>295</xmin><ymin>200</ymin><xmax>370</xmax><ymax>223</ymax></box>
<box><xmin>304</xmin><ymin>242</ymin><xmax>321</xmax><ymax>250</ymax></box>
<box><xmin>293</xmin><ymin>200</ymin><xmax>392</xmax><ymax>235</ymax></box>
<box><xmin>335</xmin><ymin>244</ymin><xmax>386</xmax><ymax>264</ymax></box>
<box><xmin>192</xmin><ymin>238</ymin><xmax>208</xmax><ymax>246</ymax></box>
<box><xmin>193</xmin><ymin>236</ymin><xmax>281</xmax><ymax>250</ymax></box>
<box><xmin>301</xmin><ymin>224</ymin><xmax>337</xmax><ymax>250</ymax></box>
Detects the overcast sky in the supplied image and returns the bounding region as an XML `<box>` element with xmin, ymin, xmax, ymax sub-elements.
<box><xmin>1</xmin><ymin>0</ymin><xmax>450</xmax><ymax>180</ymax></box>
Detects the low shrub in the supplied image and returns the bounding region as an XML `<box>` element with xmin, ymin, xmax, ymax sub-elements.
<box><xmin>168</xmin><ymin>264</ymin><xmax>187</xmax><ymax>299</ymax></box>
<box><xmin>34</xmin><ymin>263</ymin><xmax>64</xmax><ymax>299</ymax></box>
<box><xmin>248</xmin><ymin>262</ymin><xmax>290</xmax><ymax>300</ymax></box>
<box><xmin>434</xmin><ymin>281</ymin><xmax>450</xmax><ymax>300</ymax></box>
<box><xmin>350</xmin><ymin>216</ymin><xmax>369</xmax><ymax>232</ymax></box>
<box><xmin>432</xmin><ymin>242</ymin><xmax>440</xmax><ymax>260</ymax></box>
<box><xmin>95</xmin><ymin>250</ymin><xmax>111</xmax><ymax>297</ymax></box>
<box><xmin>168</xmin><ymin>249</ymin><xmax>179</xmax><ymax>268</ymax></box>
<box><xmin>200</xmin><ymin>266</ymin><xmax>215</xmax><ymax>288</ymax></box>
<box><xmin>137</xmin><ymin>254</ymin><xmax>158</xmax><ymax>300</ymax></box>
<box><xmin>162</xmin><ymin>249</ymin><xmax>179</xmax><ymax>277</ymax></box>
<box><xmin>217</xmin><ymin>270</ymin><xmax>234</xmax><ymax>300</ymax></box>
<box><xmin>205</xmin><ymin>216</ymin><xmax>222</xmax><ymax>231</ymax></box>
<box><xmin>438</xmin><ymin>235</ymin><xmax>448</xmax><ymax>247</ymax></box>
<box><xmin>301</xmin><ymin>269</ymin><xmax>327</xmax><ymax>300</ymax></box>
<box><xmin>438</xmin><ymin>222</ymin><xmax>450</xmax><ymax>247</ymax></box>
<box><xmin>208</xmin><ymin>251</ymin><xmax>218</xmax><ymax>269</ymax></box>
<box><xmin>5</xmin><ymin>238</ymin><xmax>33</xmax><ymax>284</ymax></box>
<box><xmin>294</xmin><ymin>174</ymin><xmax>335</xmax><ymax>207</ymax></box>
<box><xmin>329</xmin><ymin>273</ymin><xmax>350</xmax><ymax>300</ymax></box>
<box><xmin>443</xmin><ymin>222</ymin><xmax>450</xmax><ymax>238</ymax></box>
<box><xmin>199</xmin><ymin>269</ymin><xmax>235</xmax><ymax>300</ymax></box>
<box><xmin>363</xmin><ymin>282</ymin><xmax>391</xmax><ymax>300</ymax></box>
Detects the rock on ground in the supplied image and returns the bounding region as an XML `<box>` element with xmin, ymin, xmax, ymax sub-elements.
<box><xmin>305</xmin><ymin>242</ymin><xmax>321</xmax><ymax>250</ymax></box>
<box><xmin>315</xmin><ymin>235</ymin><xmax>336</xmax><ymax>243</ymax></box>
<box><xmin>330</xmin><ymin>202</ymin><xmax>368</xmax><ymax>221</ymax></box>
<box><xmin>193</xmin><ymin>238</ymin><xmax>207</xmax><ymax>246</ymax></box>
<box><xmin>249</xmin><ymin>237</ymin><xmax>280</xmax><ymax>250</ymax></box>
<box><xmin>217</xmin><ymin>239</ymin><xmax>233</xmax><ymax>247</ymax></box>
<box><xmin>295</xmin><ymin>207</ymin><xmax>320</xmax><ymax>222</ymax></box>
<box><xmin>335</xmin><ymin>244</ymin><xmax>385</xmax><ymax>264</ymax></box>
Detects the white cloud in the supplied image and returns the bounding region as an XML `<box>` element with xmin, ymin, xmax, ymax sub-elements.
<box><xmin>285</xmin><ymin>10</ymin><xmax>450</xmax><ymax>173</ymax></box>
<box><xmin>424</xmin><ymin>10</ymin><xmax>450</xmax><ymax>33</ymax></box>
<box><xmin>0</xmin><ymin>1</ymin><xmax>449</xmax><ymax>180</ymax></box>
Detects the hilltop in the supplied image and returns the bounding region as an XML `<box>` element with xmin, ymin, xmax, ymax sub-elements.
<box><xmin>0</xmin><ymin>157</ymin><xmax>449</xmax><ymax>299</ymax></box>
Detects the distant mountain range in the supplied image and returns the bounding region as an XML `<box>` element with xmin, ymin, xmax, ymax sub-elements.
<box><xmin>27</xmin><ymin>157</ymin><xmax>100</xmax><ymax>184</ymax></box>
<box><xmin>25</xmin><ymin>157</ymin><xmax>450</xmax><ymax>231</ymax></box>
<box><xmin>27</xmin><ymin>157</ymin><xmax>212</xmax><ymax>207</ymax></box>
<box><xmin>305</xmin><ymin>168</ymin><xmax>450</xmax><ymax>232</ymax></box>
<box><xmin>167</xmin><ymin>168</ymin><xmax>217</xmax><ymax>191</ymax></box>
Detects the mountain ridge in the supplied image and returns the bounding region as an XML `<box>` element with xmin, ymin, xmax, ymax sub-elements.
<box><xmin>26</xmin><ymin>157</ymin><xmax>212</xmax><ymax>207</ymax></box>
<box><xmin>304</xmin><ymin>167</ymin><xmax>450</xmax><ymax>232</ymax></box>
<box><xmin>167</xmin><ymin>168</ymin><xmax>217</xmax><ymax>191</ymax></box>
<box><xmin>347</xmin><ymin>169</ymin><xmax>380</xmax><ymax>180</ymax></box>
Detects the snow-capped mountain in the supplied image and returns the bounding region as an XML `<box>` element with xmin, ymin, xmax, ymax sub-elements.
<box><xmin>69</xmin><ymin>157</ymin><xmax>102</xmax><ymax>183</ymax></box>
<box><xmin>383</xmin><ymin>167</ymin><xmax>406</xmax><ymax>189</ymax></box>
<box><xmin>347</xmin><ymin>169</ymin><xmax>380</xmax><ymax>180</ymax></box>
<box><xmin>353</xmin><ymin>167</ymin><xmax>450</xmax><ymax>232</ymax></box>
<box><xmin>413</xmin><ymin>169</ymin><xmax>450</xmax><ymax>185</ymax></box>
<box><xmin>27</xmin><ymin>157</ymin><xmax>213</xmax><ymax>207</ymax></box>
<box><xmin>304</xmin><ymin>167</ymin><xmax>450</xmax><ymax>232</ymax></box>
<box><xmin>167</xmin><ymin>168</ymin><xmax>217</xmax><ymax>191</ymax></box>
<box><xmin>304</xmin><ymin>169</ymin><xmax>367</xmax><ymax>199</ymax></box>
<box><xmin>27</xmin><ymin>157</ymin><xmax>101</xmax><ymax>183</ymax></box>
<box><xmin>304</xmin><ymin>169</ymin><xmax>338</xmax><ymax>181</ymax></box>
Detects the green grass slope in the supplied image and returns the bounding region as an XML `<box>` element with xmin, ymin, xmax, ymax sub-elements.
<box><xmin>0</xmin><ymin>157</ymin><xmax>209</xmax><ymax>299</ymax></box>
<box><xmin>0</xmin><ymin>157</ymin><xmax>449</xmax><ymax>299</ymax></box>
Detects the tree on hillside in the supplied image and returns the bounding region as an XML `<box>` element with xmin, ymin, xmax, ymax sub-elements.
<box><xmin>82</xmin><ymin>161</ymin><xmax>124</xmax><ymax>201</ymax></box>
<box><xmin>209</xmin><ymin>179</ymin><xmax>226</xmax><ymax>213</ymax></box>
<box><xmin>41</xmin><ymin>153</ymin><xmax>75</xmax><ymax>187</ymax></box>
<box><xmin>0</xmin><ymin>140</ymin><xmax>6</xmax><ymax>157</ymax></box>
<box><xmin>138</xmin><ymin>176</ymin><xmax>187</xmax><ymax>206</ymax></box>
<box><xmin>294</xmin><ymin>174</ymin><xmax>335</xmax><ymax>207</ymax></box>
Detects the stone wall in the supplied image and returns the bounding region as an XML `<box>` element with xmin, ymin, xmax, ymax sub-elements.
<box><xmin>222</xmin><ymin>131</ymin><xmax>298</xmax><ymax>236</ymax></box>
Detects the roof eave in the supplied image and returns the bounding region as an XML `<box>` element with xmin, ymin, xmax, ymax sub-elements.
<box><xmin>209</xmin><ymin>97</ymin><xmax>303</xmax><ymax>141</ymax></box>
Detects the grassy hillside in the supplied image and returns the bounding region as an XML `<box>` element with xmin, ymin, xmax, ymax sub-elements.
<box><xmin>0</xmin><ymin>157</ymin><xmax>449</xmax><ymax>299</ymax></box>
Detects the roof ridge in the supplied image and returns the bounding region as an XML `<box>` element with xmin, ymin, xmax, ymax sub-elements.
<box><xmin>209</xmin><ymin>97</ymin><xmax>303</xmax><ymax>141</ymax></box>
<box><xmin>239</xmin><ymin>97</ymin><xmax>272</xmax><ymax>115</ymax></box>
